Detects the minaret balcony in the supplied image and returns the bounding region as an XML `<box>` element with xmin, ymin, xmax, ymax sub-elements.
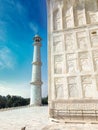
<box><xmin>30</xmin><ymin>80</ymin><xmax>43</xmax><ymax>86</ymax></box>
<box><xmin>32</xmin><ymin>61</ymin><xmax>42</xmax><ymax>66</ymax></box>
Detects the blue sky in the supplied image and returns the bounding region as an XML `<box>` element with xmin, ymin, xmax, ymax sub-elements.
<box><xmin>0</xmin><ymin>0</ymin><xmax>47</xmax><ymax>98</ymax></box>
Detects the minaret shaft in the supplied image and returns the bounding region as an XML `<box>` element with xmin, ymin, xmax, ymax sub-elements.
<box><xmin>30</xmin><ymin>35</ymin><xmax>42</xmax><ymax>106</ymax></box>
<box><xmin>33</xmin><ymin>45</ymin><xmax>41</xmax><ymax>62</ymax></box>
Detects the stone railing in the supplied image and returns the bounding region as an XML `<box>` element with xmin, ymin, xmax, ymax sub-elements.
<box><xmin>51</xmin><ymin>108</ymin><xmax>98</xmax><ymax>121</ymax></box>
<box><xmin>49</xmin><ymin>99</ymin><xmax>98</xmax><ymax>121</ymax></box>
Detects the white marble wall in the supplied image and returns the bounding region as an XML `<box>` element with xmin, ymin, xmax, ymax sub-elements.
<box><xmin>47</xmin><ymin>0</ymin><xmax>98</xmax><ymax>102</ymax></box>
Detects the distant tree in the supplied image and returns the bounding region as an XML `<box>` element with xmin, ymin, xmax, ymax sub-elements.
<box><xmin>42</xmin><ymin>96</ymin><xmax>48</xmax><ymax>105</ymax></box>
<box><xmin>0</xmin><ymin>96</ymin><xmax>7</xmax><ymax>108</ymax></box>
<box><xmin>6</xmin><ymin>95</ymin><xmax>11</xmax><ymax>99</ymax></box>
<box><xmin>0</xmin><ymin>95</ymin><xmax>30</xmax><ymax>109</ymax></box>
<box><xmin>6</xmin><ymin>95</ymin><xmax>12</xmax><ymax>107</ymax></box>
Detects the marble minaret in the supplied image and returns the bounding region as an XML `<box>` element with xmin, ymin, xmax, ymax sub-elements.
<box><xmin>30</xmin><ymin>35</ymin><xmax>42</xmax><ymax>106</ymax></box>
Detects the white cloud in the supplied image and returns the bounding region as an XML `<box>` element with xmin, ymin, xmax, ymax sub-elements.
<box><xmin>0</xmin><ymin>47</ymin><xmax>15</xmax><ymax>69</ymax></box>
<box><xmin>0</xmin><ymin>82</ymin><xmax>30</xmax><ymax>98</ymax></box>
<box><xmin>0</xmin><ymin>80</ymin><xmax>48</xmax><ymax>98</ymax></box>
<box><xmin>29</xmin><ymin>22</ymin><xmax>38</xmax><ymax>34</ymax></box>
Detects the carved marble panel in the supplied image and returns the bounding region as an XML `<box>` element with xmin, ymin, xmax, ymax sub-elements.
<box><xmin>53</xmin><ymin>41</ymin><xmax>62</xmax><ymax>53</ymax></box>
<box><xmin>65</xmin><ymin>7</ymin><xmax>74</xmax><ymax>28</ymax></box>
<box><xmin>66</xmin><ymin>6</ymin><xmax>73</xmax><ymax>15</ymax></box>
<box><xmin>83</xmin><ymin>84</ymin><xmax>93</xmax><ymax>98</ymax></box>
<box><xmin>90</xmin><ymin>30</ymin><xmax>98</xmax><ymax>47</ymax></box>
<box><xmin>55</xmin><ymin>77</ymin><xmax>64</xmax><ymax>84</ymax></box>
<box><xmin>67</xmin><ymin>60</ymin><xmax>77</xmax><ymax>73</ymax></box>
<box><xmin>66</xmin><ymin>53</ymin><xmax>77</xmax><ymax>73</ymax></box>
<box><xmin>80</xmin><ymin>59</ymin><xmax>91</xmax><ymax>72</ymax></box>
<box><xmin>81</xmin><ymin>75</ymin><xmax>93</xmax><ymax>98</ymax></box>
<box><xmin>77</xmin><ymin>31</ymin><xmax>88</xmax><ymax>49</ymax></box>
<box><xmin>79</xmin><ymin>52</ymin><xmax>92</xmax><ymax>72</ymax></box>
<box><xmin>89</xmin><ymin>12</ymin><xmax>98</xmax><ymax>24</ymax></box>
<box><xmin>68</xmin><ymin>76</ymin><xmax>77</xmax><ymax>84</ymax></box>
<box><xmin>53</xmin><ymin>36</ymin><xmax>63</xmax><ymax>53</ymax></box>
<box><xmin>96</xmin><ymin>75</ymin><xmax>98</xmax><ymax>89</ymax></box>
<box><xmin>52</xmin><ymin>0</ymin><xmax>63</xmax><ymax>10</ymax></box>
<box><xmin>55</xmin><ymin>62</ymin><xmax>63</xmax><ymax>74</ymax></box>
<box><xmin>67</xmin><ymin>77</ymin><xmax>79</xmax><ymax>98</ymax></box>
<box><xmin>67</xmin><ymin>53</ymin><xmax>76</xmax><ymax>60</ymax></box>
<box><xmin>53</xmin><ymin>9</ymin><xmax>62</xmax><ymax>30</ymax></box>
<box><xmin>54</xmin><ymin>55</ymin><xmax>63</xmax><ymax>62</ymax></box>
<box><xmin>52</xmin><ymin>0</ymin><xmax>59</xmax><ymax>10</ymax></box>
<box><xmin>56</xmin><ymin>84</ymin><xmax>64</xmax><ymax>99</ymax></box>
<box><xmin>77</xmin><ymin>10</ymin><xmax>86</xmax><ymax>26</ymax></box>
<box><xmin>66</xmin><ymin>17</ymin><xmax>74</xmax><ymax>28</ymax></box>
<box><xmin>94</xmin><ymin>58</ymin><xmax>98</xmax><ymax>71</ymax></box>
<box><xmin>81</xmin><ymin>75</ymin><xmax>92</xmax><ymax>84</ymax></box>
<box><xmin>53</xmin><ymin>35</ymin><xmax>62</xmax><ymax>43</ymax></box>
<box><xmin>55</xmin><ymin>78</ymin><xmax>64</xmax><ymax>99</ymax></box>
<box><xmin>86</xmin><ymin>0</ymin><xmax>98</xmax><ymax>12</ymax></box>
<box><xmin>65</xmin><ymin>34</ymin><xmax>75</xmax><ymax>50</ymax></box>
<box><xmin>54</xmin><ymin>55</ymin><xmax>63</xmax><ymax>74</ymax></box>
<box><xmin>93</xmin><ymin>50</ymin><xmax>98</xmax><ymax>57</ymax></box>
<box><xmin>93</xmin><ymin>51</ymin><xmax>98</xmax><ymax>71</ymax></box>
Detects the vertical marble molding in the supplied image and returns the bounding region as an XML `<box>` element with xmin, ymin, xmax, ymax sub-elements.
<box><xmin>55</xmin><ymin>77</ymin><xmax>64</xmax><ymax>99</ymax></box>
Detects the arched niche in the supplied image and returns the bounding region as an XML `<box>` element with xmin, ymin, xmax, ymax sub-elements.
<box><xmin>85</xmin><ymin>0</ymin><xmax>98</xmax><ymax>24</ymax></box>
<box><xmin>63</xmin><ymin>0</ymin><xmax>75</xmax><ymax>29</ymax></box>
<box><xmin>74</xmin><ymin>0</ymin><xmax>86</xmax><ymax>26</ymax></box>
<box><xmin>56</xmin><ymin>84</ymin><xmax>64</xmax><ymax>99</ymax></box>
<box><xmin>55</xmin><ymin>78</ymin><xmax>64</xmax><ymax>99</ymax></box>
<box><xmin>53</xmin><ymin>8</ymin><xmax>62</xmax><ymax>31</ymax></box>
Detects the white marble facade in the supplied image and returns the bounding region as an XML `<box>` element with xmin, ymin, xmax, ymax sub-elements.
<box><xmin>47</xmin><ymin>0</ymin><xmax>98</xmax><ymax>120</ymax></box>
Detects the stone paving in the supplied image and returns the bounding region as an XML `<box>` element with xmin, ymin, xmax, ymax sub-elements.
<box><xmin>0</xmin><ymin>106</ymin><xmax>49</xmax><ymax>130</ymax></box>
<box><xmin>0</xmin><ymin>106</ymin><xmax>98</xmax><ymax>130</ymax></box>
<box><xmin>43</xmin><ymin>123</ymin><xmax>98</xmax><ymax>130</ymax></box>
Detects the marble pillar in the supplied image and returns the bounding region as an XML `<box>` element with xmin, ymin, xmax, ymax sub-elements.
<box><xmin>30</xmin><ymin>35</ymin><xmax>42</xmax><ymax>106</ymax></box>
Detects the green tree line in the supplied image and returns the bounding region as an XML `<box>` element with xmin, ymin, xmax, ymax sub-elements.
<box><xmin>42</xmin><ymin>96</ymin><xmax>48</xmax><ymax>105</ymax></box>
<box><xmin>0</xmin><ymin>95</ymin><xmax>48</xmax><ymax>109</ymax></box>
<box><xmin>0</xmin><ymin>95</ymin><xmax>30</xmax><ymax>109</ymax></box>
